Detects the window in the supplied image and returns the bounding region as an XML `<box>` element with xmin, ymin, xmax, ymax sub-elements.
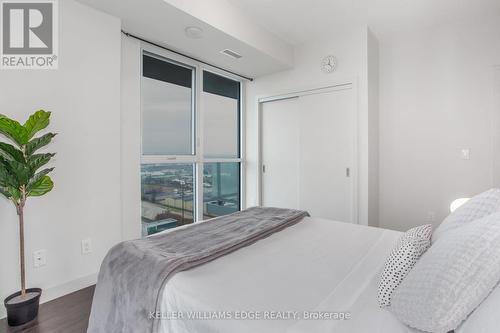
<box><xmin>142</xmin><ymin>55</ymin><xmax>194</xmax><ymax>155</ymax></box>
<box><xmin>141</xmin><ymin>52</ymin><xmax>243</xmax><ymax>236</ymax></box>
<box><xmin>202</xmin><ymin>71</ymin><xmax>240</xmax><ymax>158</ymax></box>
<box><xmin>203</xmin><ymin>162</ymin><xmax>240</xmax><ymax>219</ymax></box>
<box><xmin>141</xmin><ymin>164</ymin><xmax>195</xmax><ymax>236</ymax></box>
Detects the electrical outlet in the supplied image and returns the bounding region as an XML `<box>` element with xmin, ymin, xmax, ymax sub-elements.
<box><xmin>33</xmin><ymin>250</ymin><xmax>47</xmax><ymax>268</ymax></box>
<box><xmin>81</xmin><ymin>238</ymin><xmax>92</xmax><ymax>255</ymax></box>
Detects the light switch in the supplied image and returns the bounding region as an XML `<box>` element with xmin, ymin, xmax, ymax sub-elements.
<box><xmin>81</xmin><ymin>238</ymin><xmax>92</xmax><ymax>255</ymax></box>
<box><xmin>461</xmin><ymin>149</ymin><xmax>470</xmax><ymax>160</ymax></box>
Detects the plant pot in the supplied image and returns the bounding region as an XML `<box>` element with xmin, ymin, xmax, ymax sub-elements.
<box><xmin>4</xmin><ymin>288</ymin><xmax>42</xmax><ymax>326</ymax></box>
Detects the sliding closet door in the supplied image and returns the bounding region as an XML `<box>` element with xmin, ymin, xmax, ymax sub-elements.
<box><xmin>261</xmin><ymin>97</ymin><xmax>300</xmax><ymax>209</ymax></box>
<box><xmin>261</xmin><ymin>87</ymin><xmax>355</xmax><ymax>222</ymax></box>
<box><xmin>297</xmin><ymin>88</ymin><xmax>354</xmax><ymax>222</ymax></box>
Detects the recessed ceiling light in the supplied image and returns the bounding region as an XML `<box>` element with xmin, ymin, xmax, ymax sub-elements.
<box><xmin>220</xmin><ymin>49</ymin><xmax>242</xmax><ymax>59</ymax></box>
<box><xmin>185</xmin><ymin>26</ymin><xmax>203</xmax><ymax>39</ymax></box>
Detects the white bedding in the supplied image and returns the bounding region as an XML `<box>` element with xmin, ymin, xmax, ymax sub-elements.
<box><xmin>157</xmin><ymin>217</ymin><xmax>500</xmax><ymax>333</ymax></box>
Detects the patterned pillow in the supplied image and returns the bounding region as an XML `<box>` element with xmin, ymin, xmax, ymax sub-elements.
<box><xmin>378</xmin><ymin>224</ymin><xmax>432</xmax><ymax>307</ymax></box>
<box><xmin>432</xmin><ymin>188</ymin><xmax>500</xmax><ymax>243</ymax></box>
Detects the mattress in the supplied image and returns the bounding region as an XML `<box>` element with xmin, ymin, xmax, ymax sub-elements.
<box><xmin>157</xmin><ymin>217</ymin><xmax>500</xmax><ymax>333</ymax></box>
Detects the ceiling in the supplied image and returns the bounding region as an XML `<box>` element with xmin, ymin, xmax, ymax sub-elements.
<box><xmin>228</xmin><ymin>0</ymin><xmax>500</xmax><ymax>45</ymax></box>
<box><xmin>77</xmin><ymin>0</ymin><xmax>293</xmax><ymax>79</ymax></box>
<box><xmin>76</xmin><ymin>0</ymin><xmax>499</xmax><ymax>78</ymax></box>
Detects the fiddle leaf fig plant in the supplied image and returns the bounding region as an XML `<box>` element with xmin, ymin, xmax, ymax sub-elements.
<box><xmin>0</xmin><ymin>110</ymin><xmax>56</xmax><ymax>297</ymax></box>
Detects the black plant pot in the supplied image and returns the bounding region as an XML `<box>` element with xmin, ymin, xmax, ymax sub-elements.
<box><xmin>4</xmin><ymin>288</ymin><xmax>42</xmax><ymax>326</ymax></box>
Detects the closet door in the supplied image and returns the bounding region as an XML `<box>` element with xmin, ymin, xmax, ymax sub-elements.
<box><xmin>261</xmin><ymin>97</ymin><xmax>300</xmax><ymax>209</ymax></box>
<box><xmin>261</xmin><ymin>87</ymin><xmax>355</xmax><ymax>222</ymax></box>
<box><xmin>297</xmin><ymin>88</ymin><xmax>354</xmax><ymax>222</ymax></box>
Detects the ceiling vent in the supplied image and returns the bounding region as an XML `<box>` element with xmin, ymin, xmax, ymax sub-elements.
<box><xmin>220</xmin><ymin>49</ymin><xmax>242</xmax><ymax>59</ymax></box>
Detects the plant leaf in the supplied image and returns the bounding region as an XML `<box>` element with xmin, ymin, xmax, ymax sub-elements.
<box><xmin>3</xmin><ymin>158</ymin><xmax>30</xmax><ymax>186</ymax></box>
<box><xmin>25</xmin><ymin>132</ymin><xmax>56</xmax><ymax>156</ymax></box>
<box><xmin>28</xmin><ymin>153</ymin><xmax>55</xmax><ymax>175</ymax></box>
<box><xmin>0</xmin><ymin>186</ymin><xmax>11</xmax><ymax>199</ymax></box>
<box><xmin>0</xmin><ymin>158</ymin><xmax>20</xmax><ymax>187</ymax></box>
<box><xmin>27</xmin><ymin>167</ymin><xmax>54</xmax><ymax>191</ymax></box>
<box><xmin>0</xmin><ymin>116</ymin><xmax>27</xmax><ymax>146</ymax></box>
<box><xmin>28</xmin><ymin>175</ymin><xmax>53</xmax><ymax>197</ymax></box>
<box><xmin>24</xmin><ymin>110</ymin><xmax>51</xmax><ymax>140</ymax></box>
<box><xmin>0</xmin><ymin>142</ymin><xmax>25</xmax><ymax>163</ymax></box>
<box><xmin>7</xmin><ymin>187</ymin><xmax>21</xmax><ymax>201</ymax></box>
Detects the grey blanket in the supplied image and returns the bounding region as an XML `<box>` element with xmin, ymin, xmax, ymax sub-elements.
<box><xmin>87</xmin><ymin>207</ymin><xmax>309</xmax><ymax>333</ymax></box>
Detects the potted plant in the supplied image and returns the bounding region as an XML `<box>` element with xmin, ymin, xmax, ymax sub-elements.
<box><xmin>0</xmin><ymin>110</ymin><xmax>56</xmax><ymax>326</ymax></box>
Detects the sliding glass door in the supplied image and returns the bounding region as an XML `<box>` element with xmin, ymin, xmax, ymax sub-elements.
<box><xmin>140</xmin><ymin>51</ymin><xmax>243</xmax><ymax>236</ymax></box>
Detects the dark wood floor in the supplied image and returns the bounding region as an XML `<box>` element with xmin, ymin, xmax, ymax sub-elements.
<box><xmin>0</xmin><ymin>286</ymin><xmax>95</xmax><ymax>333</ymax></box>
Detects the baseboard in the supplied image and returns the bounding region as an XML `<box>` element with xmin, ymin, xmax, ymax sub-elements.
<box><xmin>40</xmin><ymin>272</ymin><xmax>98</xmax><ymax>304</ymax></box>
<box><xmin>0</xmin><ymin>272</ymin><xmax>98</xmax><ymax>320</ymax></box>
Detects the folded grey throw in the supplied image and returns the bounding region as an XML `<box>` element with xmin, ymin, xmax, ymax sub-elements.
<box><xmin>87</xmin><ymin>206</ymin><xmax>309</xmax><ymax>333</ymax></box>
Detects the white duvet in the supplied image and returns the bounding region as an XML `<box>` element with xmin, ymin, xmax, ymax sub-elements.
<box><xmin>158</xmin><ymin>217</ymin><xmax>500</xmax><ymax>333</ymax></box>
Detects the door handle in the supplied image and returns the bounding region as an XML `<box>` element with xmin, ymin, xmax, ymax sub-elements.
<box><xmin>346</xmin><ymin>168</ymin><xmax>350</xmax><ymax>177</ymax></box>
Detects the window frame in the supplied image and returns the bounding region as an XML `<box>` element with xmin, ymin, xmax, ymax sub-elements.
<box><xmin>140</xmin><ymin>44</ymin><xmax>245</xmax><ymax>223</ymax></box>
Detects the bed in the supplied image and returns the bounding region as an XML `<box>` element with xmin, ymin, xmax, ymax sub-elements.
<box><xmin>158</xmin><ymin>216</ymin><xmax>500</xmax><ymax>333</ymax></box>
<box><xmin>88</xmin><ymin>208</ymin><xmax>500</xmax><ymax>333</ymax></box>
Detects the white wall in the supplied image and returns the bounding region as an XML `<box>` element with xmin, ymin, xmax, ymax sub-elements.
<box><xmin>493</xmin><ymin>66</ymin><xmax>500</xmax><ymax>186</ymax></box>
<box><xmin>0</xmin><ymin>0</ymin><xmax>121</xmax><ymax>317</ymax></box>
<box><xmin>379</xmin><ymin>18</ymin><xmax>500</xmax><ymax>231</ymax></box>
<box><xmin>245</xmin><ymin>26</ymin><xmax>379</xmax><ymax>226</ymax></box>
<box><xmin>121</xmin><ymin>36</ymin><xmax>142</xmax><ymax>241</ymax></box>
<box><xmin>366</xmin><ymin>29</ymin><xmax>380</xmax><ymax>227</ymax></box>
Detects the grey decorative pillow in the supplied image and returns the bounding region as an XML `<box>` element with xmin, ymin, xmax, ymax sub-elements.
<box><xmin>390</xmin><ymin>213</ymin><xmax>500</xmax><ymax>333</ymax></box>
<box><xmin>432</xmin><ymin>188</ymin><xmax>500</xmax><ymax>243</ymax></box>
<box><xmin>378</xmin><ymin>224</ymin><xmax>432</xmax><ymax>307</ymax></box>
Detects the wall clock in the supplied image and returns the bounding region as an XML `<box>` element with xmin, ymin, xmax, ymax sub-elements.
<box><xmin>321</xmin><ymin>55</ymin><xmax>336</xmax><ymax>73</ymax></box>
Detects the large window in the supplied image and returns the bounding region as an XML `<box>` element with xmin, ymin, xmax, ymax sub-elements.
<box><xmin>141</xmin><ymin>52</ymin><xmax>243</xmax><ymax>236</ymax></box>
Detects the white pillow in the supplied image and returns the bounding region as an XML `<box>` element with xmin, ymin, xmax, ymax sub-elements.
<box><xmin>457</xmin><ymin>281</ymin><xmax>500</xmax><ymax>332</ymax></box>
<box><xmin>432</xmin><ymin>188</ymin><xmax>500</xmax><ymax>242</ymax></box>
<box><xmin>378</xmin><ymin>224</ymin><xmax>432</xmax><ymax>307</ymax></box>
<box><xmin>390</xmin><ymin>212</ymin><xmax>500</xmax><ymax>333</ymax></box>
